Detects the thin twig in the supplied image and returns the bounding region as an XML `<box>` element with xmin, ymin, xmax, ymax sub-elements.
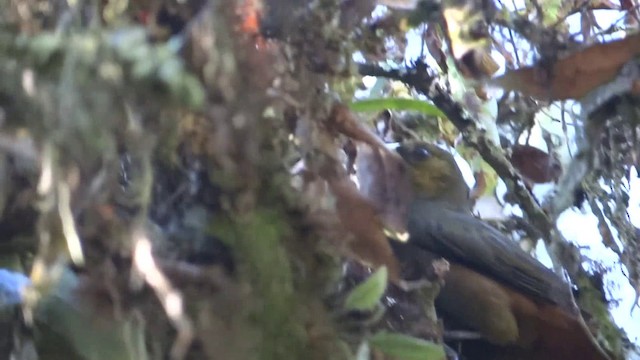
<box><xmin>132</xmin><ymin>229</ymin><xmax>194</xmax><ymax>360</ymax></box>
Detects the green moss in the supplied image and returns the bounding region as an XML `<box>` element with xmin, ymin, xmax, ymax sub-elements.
<box><xmin>213</xmin><ymin>209</ymin><xmax>308</xmax><ymax>360</ymax></box>
<box><xmin>576</xmin><ymin>276</ymin><xmax>625</xmax><ymax>358</ymax></box>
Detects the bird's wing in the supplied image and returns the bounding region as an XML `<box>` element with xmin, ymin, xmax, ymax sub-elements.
<box><xmin>407</xmin><ymin>201</ymin><xmax>575</xmax><ymax>311</ymax></box>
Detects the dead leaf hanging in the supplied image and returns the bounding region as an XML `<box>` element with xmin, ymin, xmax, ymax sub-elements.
<box><xmin>492</xmin><ymin>32</ymin><xmax>640</xmax><ymax>100</ymax></box>
<box><xmin>326</xmin><ymin>174</ymin><xmax>402</xmax><ymax>282</ymax></box>
<box><xmin>510</xmin><ymin>144</ymin><xmax>562</xmax><ymax>186</ymax></box>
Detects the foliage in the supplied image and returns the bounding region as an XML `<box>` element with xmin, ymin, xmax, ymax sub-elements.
<box><xmin>344</xmin><ymin>266</ymin><xmax>388</xmax><ymax>311</ymax></box>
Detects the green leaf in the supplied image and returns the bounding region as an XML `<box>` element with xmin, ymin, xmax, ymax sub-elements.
<box><xmin>108</xmin><ymin>28</ymin><xmax>147</xmax><ymax>56</ymax></box>
<box><xmin>349</xmin><ymin>98</ymin><xmax>445</xmax><ymax>118</ymax></box>
<box><xmin>541</xmin><ymin>0</ymin><xmax>563</xmax><ymax>25</ymax></box>
<box><xmin>370</xmin><ymin>331</ymin><xmax>446</xmax><ymax>360</ymax></box>
<box><xmin>158</xmin><ymin>58</ymin><xmax>182</xmax><ymax>84</ymax></box>
<box><xmin>27</xmin><ymin>33</ymin><xmax>63</xmax><ymax>64</ymax></box>
<box><xmin>179</xmin><ymin>75</ymin><xmax>206</xmax><ymax>109</ymax></box>
<box><xmin>344</xmin><ymin>266</ymin><xmax>387</xmax><ymax>311</ymax></box>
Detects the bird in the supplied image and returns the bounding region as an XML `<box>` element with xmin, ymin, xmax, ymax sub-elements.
<box><xmin>393</xmin><ymin>141</ymin><xmax>611</xmax><ymax>360</ymax></box>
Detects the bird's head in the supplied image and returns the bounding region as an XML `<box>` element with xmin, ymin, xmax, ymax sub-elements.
<box><xmin>396</xmin><ymin>142</ymin><xmax>470</xmax><ymax>208</ymax></box>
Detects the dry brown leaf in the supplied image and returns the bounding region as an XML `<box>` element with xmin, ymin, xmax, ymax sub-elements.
<box><xmin>327</xmin><ymin>104</ymin><xmax>390</xmax><ymax>153</ymax></box>
<box><xmin>469</xmin><ymin>170</ymin><xmax>486</xmax><ymax>201</ymax></box>
<box><xmin>589</xmin><ymin>0</ymin><xmax>618</xmax><ymax>10</ymax></box>
<box><xmin>493</xmin><ymin>32</ymin><xmax>640</xmax><ymax>100</ymax></box>
<box><xmin>510</xmin><ymin>144</ymin><xmax>562</xmax><ymax>185</ymax></box>
<box><xmin>326</xmin><ymin>173</ymin><xmax>402</xmax><ymax>282</ymax></box>
<box><xmin>356</xmin><ymin>144</ymin><xmax>412</xmax><ymax>234</ymax></box>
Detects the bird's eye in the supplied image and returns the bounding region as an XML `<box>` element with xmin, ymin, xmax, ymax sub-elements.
<box><xmin>413</xmin><ymin>147</ymin><xmax>430</xmax><ymax>160</ymax></box>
